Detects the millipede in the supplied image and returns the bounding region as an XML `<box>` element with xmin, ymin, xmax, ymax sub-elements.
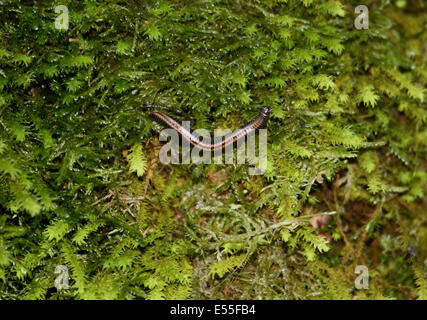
<box><xmin>150</xmin><ymin>106</ymin><xmax>271</xmax><ymax>151</ymax></box>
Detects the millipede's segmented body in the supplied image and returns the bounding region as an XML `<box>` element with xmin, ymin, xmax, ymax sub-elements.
<box><xmin>151</xmin><ymin>107</ymin><xmax>271</xmax><ymax>151</ymax></box>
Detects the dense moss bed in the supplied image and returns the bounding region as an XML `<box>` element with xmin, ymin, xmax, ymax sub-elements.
<box><xmin>0</xmin><ymin>0</ymin><xmax>426</xmax><ymax>299</ymax></box>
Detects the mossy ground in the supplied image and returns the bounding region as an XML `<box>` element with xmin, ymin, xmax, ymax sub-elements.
<box><xmin>0</xmin><ymin>0</ymin><xmax>426</xmax><ymax>299</ymax></box>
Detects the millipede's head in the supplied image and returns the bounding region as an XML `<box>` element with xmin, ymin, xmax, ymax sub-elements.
<box><xmin>261</xmin><ymin>106</ymin><xmax>272</xmax><ymax>117</ymax></box>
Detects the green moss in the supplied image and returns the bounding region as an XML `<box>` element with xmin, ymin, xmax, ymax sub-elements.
<box><xmin>0</xmin><ymin>0</ymin><xmax>426</xmax><ymax>300</ymax></box>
